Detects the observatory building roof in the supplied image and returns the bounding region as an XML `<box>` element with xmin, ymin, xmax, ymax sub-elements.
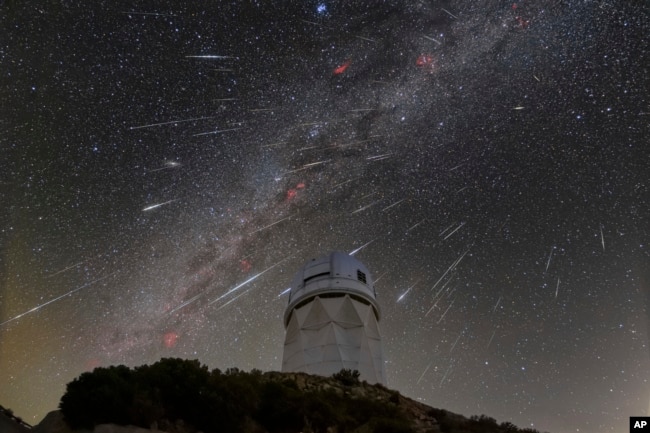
<box><xmin>285</xmin><ymin>251</ymin><xmax>379</xmax><ymax>325</ymax></box>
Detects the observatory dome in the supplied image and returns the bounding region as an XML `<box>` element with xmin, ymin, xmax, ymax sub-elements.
<box><xmin>282</xmin><ymin>251</ymin><xmax>386</xmax><ymax>384</ymax></box>
<box><xmin>284</xmin><ymin>251</ymin><xmax>380</xmax><ymax>326</ymax></box>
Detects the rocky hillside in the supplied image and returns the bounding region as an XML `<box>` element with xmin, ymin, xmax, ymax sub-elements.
<box><xmin>4</xmin><ymin>359</ymin><xmax>547</xmax><ymax>433</ymax></box>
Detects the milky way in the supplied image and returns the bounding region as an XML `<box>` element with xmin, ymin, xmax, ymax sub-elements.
<box><xmin>1</xmin><ymin>2</ymin><xmax>648</xmax><ymax>433</ymax></box>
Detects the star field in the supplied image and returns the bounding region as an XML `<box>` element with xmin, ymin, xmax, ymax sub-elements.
<box><xmin>1</xmin><ymin>2</ymin><xmax>648</xmax><ymax>433</ymax></box>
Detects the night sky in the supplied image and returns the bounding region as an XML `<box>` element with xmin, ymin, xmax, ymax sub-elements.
<box><xmin>1</xmin><ymin>1</ymin><xmax>648</xmax><ymax>432</ymax></box>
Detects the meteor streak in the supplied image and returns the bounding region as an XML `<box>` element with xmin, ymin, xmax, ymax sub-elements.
<box><xmin>185</xmin><ymin>55</ymin><xmax>233</xmax><ymax>59</ymax></box>
<box><xmin>46</xmin><ymin>261</ymin><xmax>85</xmax><ymax>278</ymax></box>
<box><xmin>214</xmin><ymin>290</ymin><xmax>250</xmax><ymax>312</ymax></box>
<box><xmin>493</xmin><ymin>295</ymin><xmax>502</xmax><ymax>313</ymax></box>
<box><xmin>367</xmin><ymin>153</ymin><xmax>393</xmax><ymax>161</ymax></box>
<box><xmin>417</xmin><ymin>362</ymin><xmax>433</xmax><ymax>385</ymax></box>
<box><xmin>249</xmin><ymin>215</ymin><xmax>294</xmax><ymax>235</ymax></box>
<box><xmin>142</xmin><ymin>199</ymin><xmax>177</xmax><ymax>212</ymax></box>
<box><xmin>262</xmin><ymin>141</ymin><xmax>287</xmax><ymax>148</ymax></box>
<box><xmin>192</xmin><ymin>127</ymin><xmax>243</xmax><ymax>137</ymax></box>
<box><xmin>437</xmin><ymin>298</ymin><xmax>455</xmax><ymax>324</ymax></box>
<box><xmin>283</xmin><ymin>160</ymin><xmax>330</xmax><ymax>174</ymax></box>
<box><xmin>351</xmin><ymin>200</ymin><xmax>381</xmax><ymax>214</ymax></box>
<box><xmin>168</xmin><ymin>293</ymin><xmax>203</xmax><ymax>315</ymax></box>
<box><xmin>431</xmin><ymin>276</ymin><xmax>455</xmax><ymax>304</ymax></box>
<box><xmin>439</xmin><ymin>222</ymin><xmax>455</xmax><ymax>236</ymax></box>
<box><xmin>300</xmin><ymin>19</ymin><xmax>334</xmax><ymax>29</ymax></box>
<box><xmin>349</xmin><ymin>238</ymin><xmax>377</xmax><ymax>256</ymax></box>
<box><xmin>441</xmin><ymin>8</ymin><xmax>458</xmax><ymax>19</ymax></box>
<box><xmin>424</xmin><ymin>299</ymin><xmax>440</xmax><ymax>317</ymax></box>
<box><xmin>208</xmin><ymin>257</ymin><xmax>291</xmax><ymax>305</ymax></box>
<box><xmin>148</xmin><ymin>161</ymin><xmax>181</xmax><ymax>173</ymax></box>
<box><xmin>374</xmin><ymin>270</ymin><xmax>389</xmax><ymax>284</ymax></box>
<box><xmin>407</xmin><ymin>219</ymin><xmax>426</xmax><ymax>233</ymax></box>
<box><xmin>1</xmin><ymin>272</ymin><xmax>117</xmax><ymax>326</ymax></box>
<box><xmin>450</xmin><ymin>330</ymin><xmax>463</xmax><ymax>353</ymax></box>
<box><xmin>354</xmin><ymin>35</ymin><xmax>377</xmax><ymax>43</ymax></box>
<box><xmin>397</xmin><ymin>279</ymin><xmax>420</xmax><ymax>302</ymax></box>
<box><xmin>487</xmin><ymin>330</ymin><xmax>496</xmax><ymax>349</ymax></box>
<box><xmin>277</xmin><ymin>287</ymin><xmax>292</xmax><ymax>298</ymax></box>
<box><xmin>439</xmin><ymin>363</ymin><xmax>454</xmax><ymax>386</ymax></box>
<box><xmin>304</xmin><ymin>160</ymin><xmax>329</xmax><ymax>167</ymax></box>
<box><xmin>545</xmin><ymin>247</ymin><xmax>554</xmax><ymax>272</ymax></box>
<box><xmin>122</xmin><ymin>11</ymin><xmax>176</xmax><ymax>16</ymax></box>
<box><xmin>331</xmin><ymin>178</ymin><xmax>358</xmax><ymax>191</ymax></box>
<box><xmin>430</xmin><ymin>249</ymin><xmax>469</xmax><ymax>293</ymax></box>
<box><xmin>423</xmin><ymin>35</ymin><xmax>442</xmax><ymax>45</ymax></box>
<box><xmin>129</xmin><ymin>116</ymin><xmax>215</xmax><ymax>130</ymax></box>
<box><xmin>382</xmin><ymin>198</ymin><xmax>406</xmax><ymax>212</ymax></box>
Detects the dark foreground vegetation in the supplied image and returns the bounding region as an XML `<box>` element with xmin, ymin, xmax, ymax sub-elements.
<box><xmin>428</xmin><ymin>409</ymin><xmax>545</xmax><ymax>433</ymax></box>
<box><xmin>60</xmin><ymin>358</ymin><xmax>413</xmax><ymax>433</ymax></box>
<box><xmin>59</xmin><ymin>358</ymin><xmax>545</xmax><ymax>433</ymax></box>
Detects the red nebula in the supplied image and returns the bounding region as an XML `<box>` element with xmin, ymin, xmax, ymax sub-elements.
<box><xmin>240</xmin><ymin>259</ymin><xmax>252</xmax><ymax>273</ymax></box>
<box><xmin>285</xmin><ymin>182</ymin><xmax>305</xmax><ymax>201</ymax></box>
<box><xmin>286</xmin><ymin>188</ymin><xmax>297</xmax><ymax>201</ymax></box>
<box><xmin>416</xmin><ymin>54</ymin><xmax>435</xmax><ymax>68</ymax></box>
<box><xmin>163</xmin><ymin>331</ymin><xmax>179</xmax><ymax>348</ymax></box>
<box><xmin>515</xmin><ymin>16</ymin><xmax>529</xmax><ymax>29</ymax></box>
<box><xmin>333</xmin><ymin>59</ymin><xmax>351</xmax><ymax>75</ymax></box>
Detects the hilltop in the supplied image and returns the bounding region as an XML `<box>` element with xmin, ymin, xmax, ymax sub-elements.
<box><xmin>3</xmin><ymin>358</ymin><xmax>547</xmax><ymax>433</ymax></box>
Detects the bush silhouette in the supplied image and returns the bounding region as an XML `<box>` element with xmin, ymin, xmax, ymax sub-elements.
<box><xmin>59</xmin><ymin>358</ymin><xmax>413</xmax><ymax>433</ymax></box>
<box><xmin>429</xmin><ymin>408</ymin><xmax>543</xmax><ymax>433</ymax></box>
<box><xmin>332</xmin><ymin>368</ymin><xmax>361</xmax><ymax>386</ymax></box>
<box><xmin>59</xmin><ymin>365</ymin><xmax>134</xmax><ymax>429</ymax></box>
<box><xmin>59</xmin><ymin>358</ymin><xmax>539</xmax><ymax>433</ymax></box>
<box><xmin>256</xmin><ymin>381</ymin><xmax>304</xmax><ymax>433</ymax></box>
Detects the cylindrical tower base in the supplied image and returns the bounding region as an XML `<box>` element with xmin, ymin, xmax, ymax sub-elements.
<box><xmin>281</xmin><ymin>252</ymin><xmax>386</xmax><ymax>384</ymax></box>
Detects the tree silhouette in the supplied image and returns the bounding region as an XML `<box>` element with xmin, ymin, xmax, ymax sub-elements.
<box><xmin>332</xmin><ymin>368</ymin><xmax>361</xmax><ymax>386</ymax></box>
<box><xmin>59</xmin><ymin>358</ymin><xmax>537</xmax><ymax>433</ymax></box>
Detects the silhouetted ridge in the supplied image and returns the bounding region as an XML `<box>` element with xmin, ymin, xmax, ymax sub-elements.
<box><xmin>58</xmin><ymin>358</ymin><xmax>547</xmax><ymax>433</ymax></box>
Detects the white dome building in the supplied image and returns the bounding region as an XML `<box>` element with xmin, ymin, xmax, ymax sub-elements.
<box><xmin>281</xmin><ymin>251</ymin><xmax>386</xmax><ymax>384</ymax></box>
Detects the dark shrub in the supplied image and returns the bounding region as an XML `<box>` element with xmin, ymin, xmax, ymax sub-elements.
<box><xmin>332</xmin><ymin>368</ymin><xmax>361</xmax><ymax>386</ymax></box>
<box><xmin>60</xmin><ymin>360</ymin><xmax>418</xmax><ymax>433</ymax></box>
<box><xmin>256</xmin><ymin>381</ymin><xmax>304</xmax><ymax>433</ymax></box>
<box><xmin>60</xmin><ymin>365</ymin><xmax>134</xmax><ymax>429</ymax></box>
<box><xmin>371</xmin><ymin>417</ymin><xmax>416</xmax><ymax>433</ymax></box>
